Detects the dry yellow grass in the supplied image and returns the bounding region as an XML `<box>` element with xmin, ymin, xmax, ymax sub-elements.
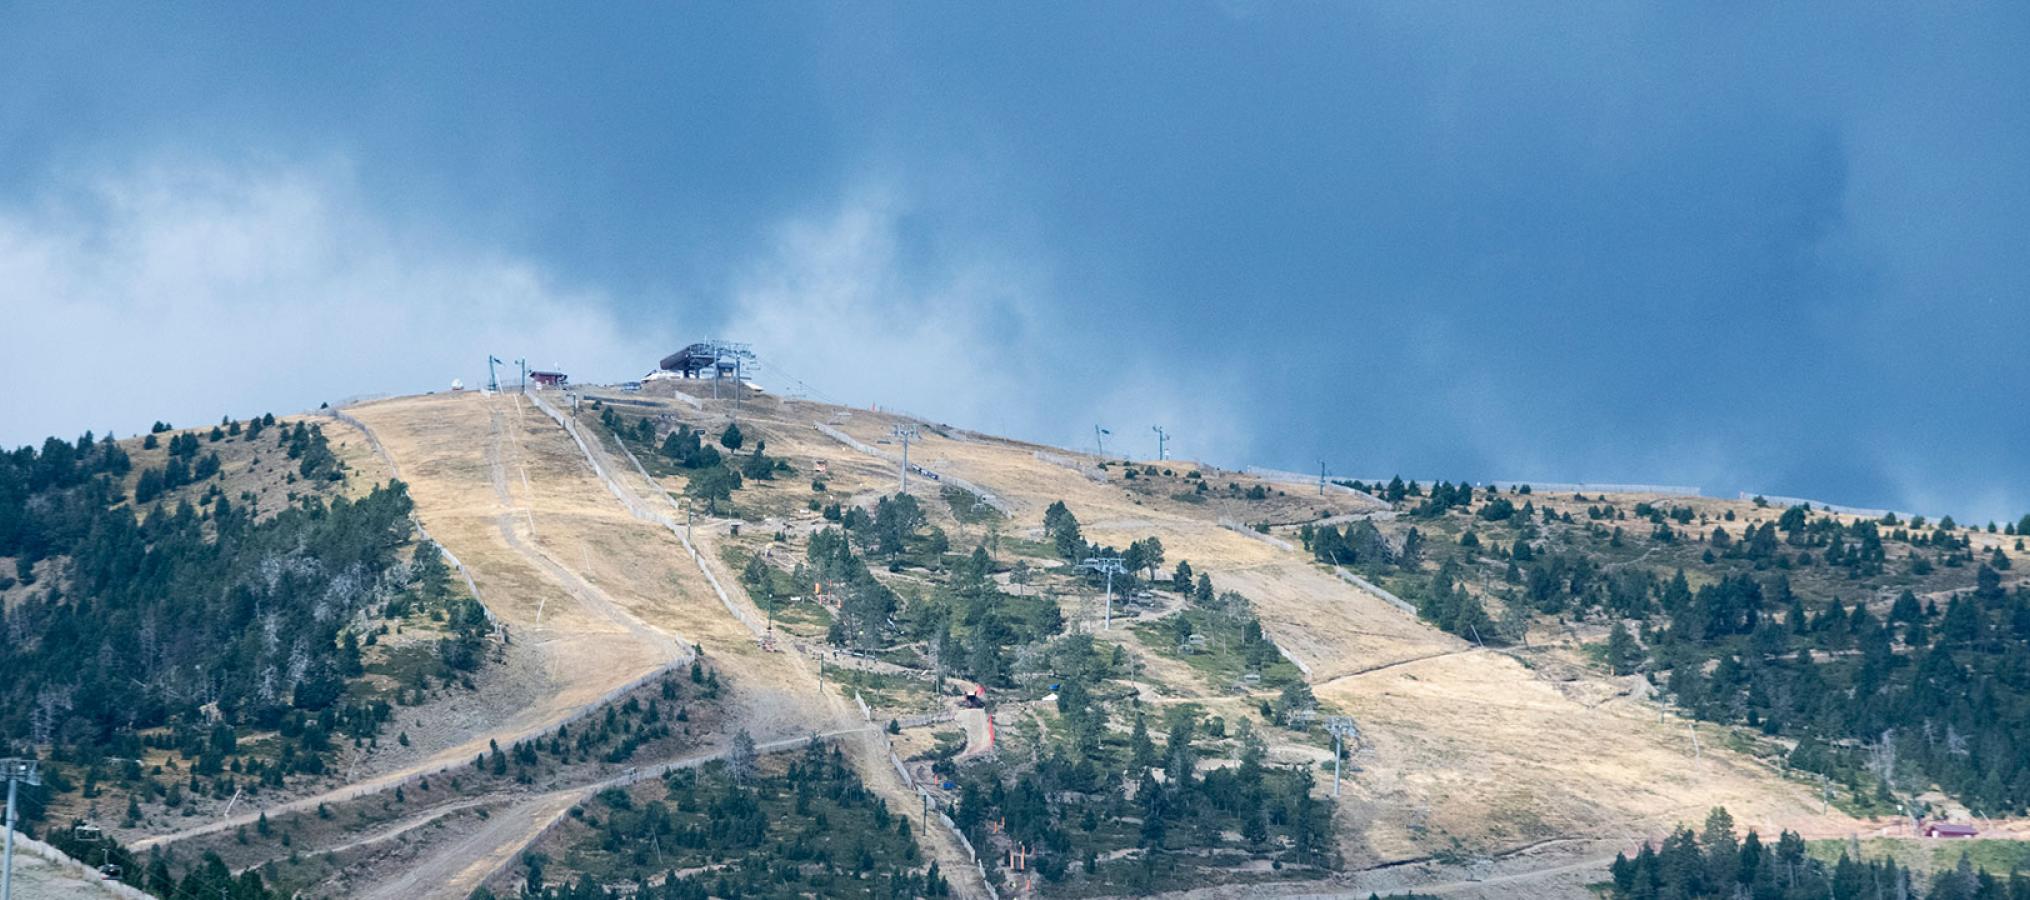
<box><xmin>1318</xmin><ymin>648</ymin><xmax>1849</xmax><ymax>863</ymax></box>
<box><xmin>662</xmin><ymin>385</ymin><xmax>1869</xmax><ymax>870</ymax></box>
<box><xmin>1212</xmin><ymin>560</ymin><xmax>1460</xmax><ymax>682</ymax></box>
<box><xmin>348</xmin><ymin>392</ymin><xmax>672</xmax><ymax>734</ymax></box>
<box><xmin>322</xmin><ymin>383</ymin><xmax>1870</xmax><ymax>892</ymax></box>
<box><xmin>350</xmin><ymin>388</ymin><xmax>986</xmax><ymax>896</ymax></box>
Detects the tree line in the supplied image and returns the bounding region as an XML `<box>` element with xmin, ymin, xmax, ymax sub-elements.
<box><xmin>1610</xmin><ymin>806</ymin><xmax>2020</xmax><ymax>900</ymax></box>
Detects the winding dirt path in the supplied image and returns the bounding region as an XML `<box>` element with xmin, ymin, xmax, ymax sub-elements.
<box><xmin>529</xmin><ymin>391</ymin><xmax>991</xmax><ymax>898</ymax></box>
<box><xmin>361</xmin><ymin>727</ymin><xmax>876</xmax><ymax>899</ymax></box>
<box><xmin>133</xmin><ymin>394</ymin><xmax>688</xmax><ymax>853</ymax></box>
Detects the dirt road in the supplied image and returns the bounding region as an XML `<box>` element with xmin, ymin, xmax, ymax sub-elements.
<box><xmin>175</xmin><ymin>386</ymin><xmax>1871</xmax><ymax>897</ymax></box>
<box><xmin>363</xmin><ymin>726</ymin><xmax>883</xmax><ymax>899</ymax></box>
<box><xmin>134</xmin><ymin>394</ymin><xmax>688</xmax><ymax>852</ymax></box>
<box><xmin>956</xmin><ymin>707</ymin><xmax>995</xmax><ymax>760</ymax></box>
<box><xmin>793</xmin><ymin>398</ymin><xmax>1861</xmax><ymax>873</ymax></box>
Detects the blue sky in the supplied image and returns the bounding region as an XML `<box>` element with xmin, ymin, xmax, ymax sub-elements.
<box><xmin>2</xmin><ymin>4</ymin><xmax>2027</xmax><ymax>521</ymax></box>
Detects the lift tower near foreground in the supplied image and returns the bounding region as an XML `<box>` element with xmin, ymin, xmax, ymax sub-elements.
<box><xmin>1082</xmin><ymin>556</ymin><xmax>1127</xmax><ymax>631</ymax></box>
<box><xmin>1</xmin><ymin>758</ymin><xmax>41</xmax><ymax>900</ymax></box>
<box><xmin>892</xmin><ymin>425</ymin><xmax>920</xmax><ymax>492</ymax></box>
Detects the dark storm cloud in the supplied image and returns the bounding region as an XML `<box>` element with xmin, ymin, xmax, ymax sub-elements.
<box><xmin>0</xmin><ymin>3</ymin><xmax>2024</xmax><ymax>519</ymax></box>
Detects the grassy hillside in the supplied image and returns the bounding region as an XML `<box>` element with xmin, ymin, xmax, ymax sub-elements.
<box><xmin>581</xmin><ymin>393</ymin><xmax>1340</xmax><ymax>896</ymax></box>
<box><xmin>21</xmin><ymin>381</ymin><xmax>2023</xmax><ymax>897</ymax></box>
<box><xmin>1343</xmin><ymin>480</ymin><xmax>2029</xmax><ymax>818</ymax></box>
<box><xmin>0</xmin><ymin>416</ymin><xmax>494</xmax><ymax>897</ymax></box>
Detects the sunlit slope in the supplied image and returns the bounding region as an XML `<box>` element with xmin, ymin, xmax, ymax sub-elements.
<box><xmin>343</xmin><ymin>389</ymin><xmax>983</xmax><ymax>896</ymax></box>
<box><xmin>694</xmin><ymin>386</ymin><xmax>1862</xmax><ymax>863</ymax></box>
<box><xmin>356</xmin><ymin>380</ymin><xmax>1858</xmax><ymax>885</ymax></box>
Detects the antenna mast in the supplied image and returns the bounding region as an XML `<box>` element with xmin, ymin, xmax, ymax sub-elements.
<box><xmin>1151</xmin><ymin>425</ymin><xmax>1168</xmax><ymax>462</ymax></box>
<box><xmin>486</xmin><ymin>356</ymin><xmax>501</xmax><ymax>392</ymax></box>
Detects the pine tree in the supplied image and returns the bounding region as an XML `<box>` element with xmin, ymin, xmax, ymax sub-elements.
<box><xmin>1607</xmin><ymin>621</ymin><xmax>1639</xmax><ymax>675</ymax></box>
<box><xmin>1701</xmin><ymin>807</ymin><xmax>1738</xmax><ymax>890</ymax></box>
<box><xmin>727</xmin><ymin>729</ymin><xmax>756</xmax><ymax>783</ymax></box>
<box><xmin>1163</xmin><ymin>716</ymin><xmax>1196</xmax><ymax>790</ymax></box>
<box><xmin>740</xmin><ymin>440</ymin><xmax>774</xmax><ymax>479</ymax></box>
<box><xmin>1129</xmin><ymin>713</ymin><xmax>1156</xmax><ymax>773</ymax></box>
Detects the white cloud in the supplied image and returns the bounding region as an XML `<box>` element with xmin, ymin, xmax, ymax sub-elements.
<box><xmin>725</xmin><ymin>184</ymin><xmax>1048</xmax><ymax>427</ymax></box>
<box><xmin>0</xmin><ymin>160</ymin><xmax>674</xmax><ymax>444</ymax></box>
<box><xmin>722</xmin><ymin>184</ymin><xmax>1257</xmax><ymax>464</ymax></box>
<box><xmin>0</xmin><ymin>160</ymin><xmax>1252</xmax><ymax>467</ymax></box>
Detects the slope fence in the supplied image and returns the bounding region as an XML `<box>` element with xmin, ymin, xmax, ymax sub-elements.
<box><xmin>326</xmin><ymin>406</ymin><xmax>494</xmax><ymax>625</ymax></box>
<box><xmin>1035</xmin><ymin>450</ymin><xmax>1108</xmax><ymax>482</ymax></box>
<box><xmin>882</xmin><ymin>736</ymin><xmax>1000</xmax><ymax>900</ymax></box>
<box><xmin>525</xmin><ymin>389</ymin><xmax>769</xmax><ymax>640</ymax></box>
<box><xmin>1488</xmin><ymin>481</ymin><xmax>1701</xmax><ymax>496</ymax></box>
<box><xmin>0</xmin><ymin>831</ymin><xmax>154</xmax><ymax>899</ymax></box>
<box><xmin>1217</xmin><ymin>517</ymin><xmax>1296</xmax><ymax>552</ymax></box>
<box><xmin>1737</xmin><ymin>492</ymin><xmax>1905</xmax><ymax>520</ymax></box>
<box><xmin>1332</xmin><ymin>565</ymin><xmax>1420</xmax><ymax>617</ymax></box>
<box><xmin>1241</xmin><ymin>466</ymin><xmax>1390</xmax><ymax>508</ymax></box>
<box><xmin>813</xmin><ymin>422</ymin><xmax>1012</xmax><ymax>514</ymax></box>
<box><xmin>1335</xmin><ymin>477</ymin><xmax>1703</xmax><ymax>498</ymax></box>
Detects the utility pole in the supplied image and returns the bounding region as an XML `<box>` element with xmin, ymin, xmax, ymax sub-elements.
<box><xmin>1081</xmin><ymin>556</ymin><xmax>1126</xmax><ymax>630</ymax></box>
<box><xmin>1094</xmin><ymin>425</ymin><xmax>1108</xmax><ymax>457</ymax></box>
<box><xmin>516</xmin><ymin>358</ymin><xmax>528</xmax><ymax>394</ymax></box>
<box><xmin>486</xmin><ymin>355</ymin><xmax>502</xmax><ymax>392</ymax></box>
<box><xmin>1</xmin><ymin>758</ymin><xmax>40</xmax><ymax>900</ymax></box>
<box><xmin>892</xmin><ymin>425</ymin><xmax>919</xmax><ymax>493</ymax></box>
<box><xmin>1151</xmin><ymin>426</ymin><xmax>1168</xmax><ymax>462</ymax></box>
<box><xmin>1319</xmin><ymin>461</ymin><xmax>1329</xmax><ymax>496</ymax></box>
<box><xmin>1324</xmin><ymin>717</ymin><xmax>1358</xmax><ymax>798</ymax></box>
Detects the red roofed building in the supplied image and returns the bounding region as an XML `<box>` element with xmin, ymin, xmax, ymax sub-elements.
<box><xmin>1924</xmin><ymin>821</ymin><xmax>1979</xmax><ymax>839</ymax></box>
